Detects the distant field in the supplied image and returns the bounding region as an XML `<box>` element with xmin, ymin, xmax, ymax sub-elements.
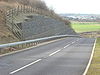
<box><xmin>87</xmin><ymin>38</ymin><xmax>100</xmax><ymax>75</ymax></box>
<box><xmin>71</xmin><ymin>22</ymin><xmax>100</xmax><ymax>33</ymax></box>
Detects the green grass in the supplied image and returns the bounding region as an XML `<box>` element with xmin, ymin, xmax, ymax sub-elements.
<box><xmin>86</xmin><ymin>38</ymin><xmax>100</xmax><ymax>75</ymax></box>
<box><xmin>71</xmin><ymin>22</ymin><xmax>100</xmax><ymax>33</ymax></box>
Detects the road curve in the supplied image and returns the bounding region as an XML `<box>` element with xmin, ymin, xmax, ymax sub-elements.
<box><xmin>0</xmin><ymin>37</ymin><xmax>95</xmax><ymax>75</ymax></box>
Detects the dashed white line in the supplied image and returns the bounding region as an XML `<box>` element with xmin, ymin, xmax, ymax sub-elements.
<box><xmin>64</xmin><ymin>39</ymin><xmax>80</xmax><ymax>48</ymax></box>
<box><xmin>49</xmin><ymin>49</ymin><xmax>61</xmax><ymax>56</ymax></box>
<box><xmin>10</xmin><ymin>38</ymin><xmax>81</xmax><ymax>74</ymax></box>
<box><xmin>64</xmin><ymin>44</ymin><xmax>70</xmax><ymax>48</ymax></box>
<box><xmin>49</xmin><ymin>38</ymin><xmax>81</xmax><ymax>56</ymax></box>
<box><xmin>72</xmin><ymin>41</ymin><xmax>75</xmax><ymax>44</ymax></box>
<box><xmin>10</xmin><ymin>59</ymin><xmax>42</xmax><ymax>75</ymax></box>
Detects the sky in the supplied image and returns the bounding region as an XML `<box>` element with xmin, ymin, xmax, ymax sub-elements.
<box><xmin>42</xmin><ymin>0</ymin><xmax>100</xmax><ymax>14</ymax></box>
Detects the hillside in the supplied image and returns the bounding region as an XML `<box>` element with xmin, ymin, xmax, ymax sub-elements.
<box><xmin>0</xmin><ymin>0</ymin><xmax>75</xmax><ymax>44</ymax></box>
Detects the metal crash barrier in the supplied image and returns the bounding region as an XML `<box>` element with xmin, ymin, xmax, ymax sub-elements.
<box><xmin>0</xmin><ymin>35</ymin><xmax>79</xmax><ymax>53</ymax></box>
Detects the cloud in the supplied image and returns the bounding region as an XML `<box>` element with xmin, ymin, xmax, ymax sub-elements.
<box><xmin>43</xmin><ymin>0</ymin><xmax>100</xmax><ymax>14</ymax></box>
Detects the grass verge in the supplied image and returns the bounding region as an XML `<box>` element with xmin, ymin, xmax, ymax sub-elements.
<box><xmin>86</xmin><ymin>38</ymin><xmax>100</xmax><ymax>75</ymax></box>
<box><xmin>71</xmin><ymin>22</ymin><xmax>100</xmax><ymax>33</ymax></box>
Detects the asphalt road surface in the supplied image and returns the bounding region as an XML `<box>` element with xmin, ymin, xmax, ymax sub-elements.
<box><xmin>0</xmin><ymin>37</ymin><xmax>95</xmax><ymax>75</ymax></box>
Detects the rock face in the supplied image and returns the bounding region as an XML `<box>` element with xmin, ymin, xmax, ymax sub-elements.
<box><xmin>13</xmin><ymin>14</ymin><xmax>76</xmax><ymax>40</ymax></box>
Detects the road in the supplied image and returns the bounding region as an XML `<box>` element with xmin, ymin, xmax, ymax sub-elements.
<box><xmin>0</xmin><ymin>37</ymin><xmax>95</xmax><ymax>75</ymax></box>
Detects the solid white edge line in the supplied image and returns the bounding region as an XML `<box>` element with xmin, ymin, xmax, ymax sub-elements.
<box><xmin>82</xmin><ymin>38</ymin><xmax>97</xmax><ymax>75</ymax></box>
<box><xmin>9</xmin><ymin>38</ymin><xmax>81</xmax><ymax>74</ymax></box>
<box><xmin>10</xmin><ymin>59</ymin><xmax>42</xmax><ymax>75</ymax></box>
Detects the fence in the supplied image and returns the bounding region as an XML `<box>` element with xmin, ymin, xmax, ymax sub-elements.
<box><xmin>5</xmin><ymin>5</ymin><xmax>56</xmax><ymax>20</ymax></box>
<box><xmin>4</xmin><ymin>5</ymin><xmax>60</xmax><ymax>40</ymax></box>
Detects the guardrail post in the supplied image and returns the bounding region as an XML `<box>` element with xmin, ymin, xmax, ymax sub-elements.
<box><xmin>29</xmin><ymin>43</ymin><xmax>31</xmax><ymax>47</ymax></box>
<box><xmin>0</xmin><ymin>48</ymin><xmax>2</xmax><ymax>53</ymax></box>
<box><xmin>28</xmin><ymin>43</ymin><xmax>30</xmax><ymax>47</ymax></box>
<box><xmin>0</xmin><ymin>35</ymin><xmax>70</xmax><ymax>54</ymax></box>
<box><xmin>32</xmin><ymin>43</ymin><xmax>34</xmax><ymax>46</ymax></box>
<box><xmin>17</xmin><ymin>44</ymin><xmax>20</xmax><ymax>49</ymax></box>
<box><xmin>8</xmin><ymin>47</ymin><xmax>11</xmax><ymax>52</ymax></box>
<box><xmin>34</xmin><ymin>42</ymin><xmax>36</xmax><ymax>46</ymax></box>
<box><xmin>22</xmin><ymin>44</ymin><xmax>24</xmax><ymax>49</ymax></box>
<box><xmin>26</xmin><ymin>43</ymin><xmax>28</xmax><ymax>47</ymax></box>
<box><xmin>31</xmin><ymin>43</ymin><xmax>33</xmax><ymax>46</ymax></box>
<box><xmin>25</xmin><ymin>43</ymin><xmax>26</xmax><ymax>48</ymax></box>
<box><xmin>30</xmin><ymin>43</ymin><xmax>32</xmax><ymax>47</ymax></box>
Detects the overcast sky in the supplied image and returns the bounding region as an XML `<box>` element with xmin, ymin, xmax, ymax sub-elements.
<box><xmin>42</xmin><ymin>0</ymin><xmax>100</xmax><ymax>14</ymax></box>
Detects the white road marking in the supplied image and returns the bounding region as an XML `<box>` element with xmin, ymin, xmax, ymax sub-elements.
<box><xmin>64</xmin><ymin>44</ymin><xmax>70</xmax><ymax>48</ymax></box>
<box><xmin>64</xmin><ymin>39</ymin><xmax>80</xmax><ymax>48</ymax></box>
<box><xmin>10</xmin><ymin>38</ymin><xmax>81</xmax><ymax>74</ymax></box>
<box><xmin>10</xmin><ymin>59</ymin><xmax>42</xmax><ymax>75</ymax></box>
<box><xmin>83</xmin><ymin>39</ymin><xmax>97</xmax><ymax>75</ymax></box>
<box><xmin>49</xmin><ymin>38</ymin><xmax>81</xmax><ymax>56</ymax></box>
<box><xmin>72</xmin><ymin>41</ymin><xmax>75</xmax><ymax>44</ymax></box>
<box><xmin>49</xmin><ymin>49</ymin><xmax>61</xmax><ymax>56</ymax></box>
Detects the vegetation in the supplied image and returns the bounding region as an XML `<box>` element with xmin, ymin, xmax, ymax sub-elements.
<box><xmin>87</xmin><ymin>38</ymin><xmax>100</xmax><ymax>75</ymax></box>
<box><xmin>0</xmin><ymin>0</ymin><xmax>48</xmax><ymax>10</ymax></box>
<box><xmin>71</xmin><ymin>22</ymin><xmax>100</xmax><ymax>33</ymax></box>
<box><xmin>0</xmin><ymin>0</ymin><xmax>70</xmax><ymax>24</ymax></box>
<box><xmin>0</xmin><ymin>0</ymin><xmax>71</xmax><ymax>44</ymax></box>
